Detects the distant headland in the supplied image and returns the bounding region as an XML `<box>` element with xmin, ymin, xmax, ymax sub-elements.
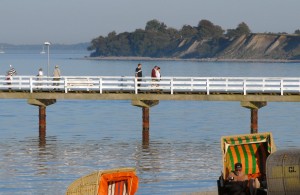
<box><xmin>87</xmin><ymin>19</ymin><xmax>300</xmax><ymax>61</ymax></box>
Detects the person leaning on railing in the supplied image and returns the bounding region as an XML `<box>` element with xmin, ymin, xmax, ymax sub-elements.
<box><xmin>226</xmin><ymin>162</ymin><xmax>249</xmax><ymax>195</ymax></box>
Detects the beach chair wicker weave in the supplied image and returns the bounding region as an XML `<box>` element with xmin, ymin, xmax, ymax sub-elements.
<box><xmin>66</xmin><ymin>167</ymin><xmax>138</xmax><ymax>195</ymax></box>
<box><xmin>66</xmin><ymin>171</ymin><xmax>100</xmax><ymax>195</ymax></box>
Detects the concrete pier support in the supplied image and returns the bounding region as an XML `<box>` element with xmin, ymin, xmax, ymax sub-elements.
<box><xmin>142</xmin><ymin>107</ymin><xmax>150</xmax><ymax>145</ymax></box>
<box><xmin>39</xmin><ymin>106</ymin><xmax>46</xmax><ymax>134</ymax></box>
<box><xmin>27</xmin><ymin>99</ymin><xmax>56</xmax><ymax>138</ymax></box>
<box><xmin>241</xmin><ymin>101</ymin><xmax>267</xmax><ymax>134</ymax></box>
<box><xmin>39</xmin><ymin>106</ymin><xmax>46</xmax><ymax>147</ymax></box>
<box><xmin>132</xmin><ymin>100</ymin><xmax>159</xmax><ymax>146</ymax></box>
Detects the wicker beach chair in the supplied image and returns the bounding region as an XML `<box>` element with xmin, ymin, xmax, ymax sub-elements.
<box><xmin>66</xmin><ymin>167</ymin><xmax>139</xmax><ymax>195</ymax></box>
<box><xmin>217</xmin><ymin>132</ymin><xmax>276</xmax><ymax>195</ymax></box>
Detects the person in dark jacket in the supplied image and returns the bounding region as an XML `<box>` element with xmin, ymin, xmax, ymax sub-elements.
<box><xmin>135</xmin><ymin>63</ymin><xmax>142</xmax><ymax>89</ymax></box>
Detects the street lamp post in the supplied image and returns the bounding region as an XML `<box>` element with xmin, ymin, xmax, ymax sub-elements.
<box><xmin>44</xmin><ymin>41</ymin><xmax>51</xmax><ymax>77</ymax></box>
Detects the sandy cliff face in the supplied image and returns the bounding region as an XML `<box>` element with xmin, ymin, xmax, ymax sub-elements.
<box><xmin>177</xmin><ymin>33</ymin><xmax>300</xmax><ymax>60</ymax></box>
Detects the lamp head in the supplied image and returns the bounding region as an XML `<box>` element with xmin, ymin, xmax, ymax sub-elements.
<box><xmin>44</xmin><ymin>41</ymin><xmax>51</xmax><ymax>46</ymax></box>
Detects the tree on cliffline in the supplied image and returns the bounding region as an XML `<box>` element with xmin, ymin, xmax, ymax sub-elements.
<box><xmin>236</xmin><ymin>22</ymin><xmax>251</xmax><ymax>35</ymax></box>
<box><xmin>197</xmin><ymin>19</ymin><xmax>224</xmax><ymax>39</ymax></box>
<box><xmin>180</xmin><ymin>25</ymin><xmax>198</xmax><ymax>38</ymax></box>
<box><xmin>145</xmin><ymin>19</ymin><xmax>167</xmax><ymax>33</ymax></box>
<box><xmin>226</xmin><ymin>22</ymin><xmax>251</xmax><ymax>39</ymax></box>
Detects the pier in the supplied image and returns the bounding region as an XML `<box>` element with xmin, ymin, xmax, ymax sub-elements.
<box><xmin>2</xmin><ymin>75</ymin><xmax>300</xmax><ymax>144</ymax></box>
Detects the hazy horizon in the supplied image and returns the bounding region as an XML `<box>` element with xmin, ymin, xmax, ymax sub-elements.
<box><xmin>0</xmin><ymin>0</ymin><xmax>299</xmax><ymax>45</ymax></box>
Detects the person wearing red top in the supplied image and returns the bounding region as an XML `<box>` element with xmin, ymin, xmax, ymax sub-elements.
<box><xmin>151</xmin><ymin>66</ymin><xmax>158</xmax><ymax>89</ymax></box>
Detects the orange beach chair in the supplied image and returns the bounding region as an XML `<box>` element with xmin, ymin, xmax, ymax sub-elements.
<box><xmin>66</xmin><ymin>167</ymin><xmax>139</xmax><ymax>195</ymax></box>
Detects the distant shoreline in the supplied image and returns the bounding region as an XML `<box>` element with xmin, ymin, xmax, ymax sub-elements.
<box><xmin>84</xmin><ymin>56</ymin><xmax>300</xmax><ymax>63</ymax></box>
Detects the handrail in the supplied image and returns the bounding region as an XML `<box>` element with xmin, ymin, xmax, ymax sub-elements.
<box><xmin>1</xmin><ymin>75</ymin><xmax>300</xmax><ymax>95</ymax></box>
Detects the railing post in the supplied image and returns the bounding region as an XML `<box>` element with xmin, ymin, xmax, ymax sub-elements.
<box><xmin>206</xmin><ymin>78</ymin><xmax>210</xmax><ymax>95</ymax></box>
<box><xmin>243</xmin><ymin>79</ymin><xmax>246</xmax><ymax>95</ymax></box>
<box><xmin>134</xmin><ymin>77</ymin><xmax>137</xmax><ymax>94</ymax></box>
<box><xmin>18</xmin><ymin>77</ymin><xmax>21</xmax><ymax>90</ymax></box>
<box><xmin>280</xmin><ymin>79</ymin><xmax>283</xmax><ymax>95</ymax></box>
<box><xmin>29</xmin><ymin>77</ymin><xmax>33</xmax><ymax>93</ymax></box>
<box><xmin>170</xmin><ymin>78</ymin><xmax>173</xmax><ymax>94</ymax></box>
<box><xmin>64</xmin><ymin>78</ymin><xmax>68</xmax><ymax>93</ymax></box>
<box><xmin>225</xmin><ymin>78</ymin><xmax>228</xmax><ymax>92</ymax></box>
<box><xmin>191</xmin><ymin>78</ymin><xmax>194</xmax><ymax>92</ymax></box>
<box><xmin>99</xmin><ymin>77</ymin><xmax>102</xmax><ymax>94</ymax></box>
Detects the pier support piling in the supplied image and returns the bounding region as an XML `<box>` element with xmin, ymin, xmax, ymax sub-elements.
<box><xmin>241</xmin><ymin>101</ymin><xmax>267</xmax><ymax>134</ymax></box>
<box><xmin>39</xmin><ymin>106</ymin><xmax>46</xmax><ymax>134</ymax></box>
<box><xmin>39</xmin><ymin>106</ymin><xmax>46</xmax><ymax>147</ymax></box>
<box><xmin>250</xmin><ymin>108</ymin><xmax>258</xmax><ymax>134</ymax></box>
<box><xmin>142</xmin><ymin>107</ymin><xmax>150</xmax><ymax>145</ymax></box>
<box><xmin>132</xmin><ymin>100</ymin><xmax>159</xmax><ymax>146</ymax></box>
<box><xmin>27</xmin><ymin>99</ymin><xmax>56</xmax><ymax>138</ymax></box>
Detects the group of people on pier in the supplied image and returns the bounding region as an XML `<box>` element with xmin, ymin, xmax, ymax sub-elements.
<box><xmin>5</xmin><ymin>64</ymin><xmax>61</xmax><ymax>85</ymax></box>
<box><xmin>135</xmin><ymin>63</ymin><xmax>161</xmax><ymax>90</ymax></box>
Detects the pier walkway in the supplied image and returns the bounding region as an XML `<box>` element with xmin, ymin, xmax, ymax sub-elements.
<box><xmin>1</xmin><ymin>75</ymin><xmax>300</xmax><ymax>102</ymax></box>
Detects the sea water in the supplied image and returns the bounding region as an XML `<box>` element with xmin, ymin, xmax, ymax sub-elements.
<box><xmin>0</xmin><ymin>49</ymin><xmax>300</xmax><ymax>194</ymax></box>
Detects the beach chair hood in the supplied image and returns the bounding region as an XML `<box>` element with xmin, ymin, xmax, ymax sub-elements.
<box><xmin>98</xmin><ymin>170</ymin><xmax>138</xmax><ymax>195</ymax></box>
<box><xmin>66</xmin><ymin>167</ymin><xmax>138</xmax><ymax>195</ymax></box>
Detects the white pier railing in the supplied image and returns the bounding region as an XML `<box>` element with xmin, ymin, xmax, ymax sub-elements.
<box><xmin>1</xmin><ymin>76</ymin><xmax>300</xmax><ymax>95</ymax></box>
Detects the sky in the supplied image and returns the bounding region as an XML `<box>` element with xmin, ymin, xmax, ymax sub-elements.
<box><xmin>0</xmin><ymin>0</ymin><xmax>299</xmax><ymax>45</ymax></box>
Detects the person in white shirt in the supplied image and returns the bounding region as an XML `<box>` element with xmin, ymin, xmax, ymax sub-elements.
<box><xmin>155</xmin><ymin>67</ymin><xmax>161</xmax><ymax>89</ymax></box>
<box><xmin>37</xmin><ymin>68</ymin><xmax>43</xmax><ymax>87</ymax></box>
<box><xmin>38</xmin><ymin>68</ymin><xmax>43</xmax><ymax>77</ymax></box>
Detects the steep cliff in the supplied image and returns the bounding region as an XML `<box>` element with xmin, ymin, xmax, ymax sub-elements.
<box><xmin>88</xmin><ymin>30</ymin><xmax>300</xmax><ymax>60</ymax></box>
<box><xmin>214</xmin><ymin>34</ymin><xmax>299</xmax><ymax>60</ymax></box>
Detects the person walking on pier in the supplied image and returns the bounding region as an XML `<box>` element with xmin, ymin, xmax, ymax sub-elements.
<box><xmin>38</xmin><ymin>68</ymin><xmax>43</xmax><ymax>77</ymax></box>
<box><xmin>37</xmin><ymin>68</ymin><xmax>43</xmax><ymax>87</ymax></box>
<box><xmin>156</xmin><ymin>67</ymin><xmax>161</xmax><ymax>80</ymax></box>
<box><xmin>151</xmin><ymin>66</ymin><xmax>157</xmax><ymax>80</ymax></box>
<box><xmin>135</xmin><ymin>63</ymin><xmax>142</xmax><ymax>90</ymax></box>
<box><xmin>156</xmin><ymin>66</ymin><xmax>161</xmax><ymax>89</ymax></box>
<box><xmin>53</xmin><ymin>65</ymin><xmax>61</xmax><ymax>87</ymax></box>
<box><xmin>151</xmin><ymin>66</ymin><xmax>158</xmax><ymax>88</ymax></box>
<box><xmin>6</xmin><ymin>64</ymin><xmax>17</xmax><ymax>85</ymax></box>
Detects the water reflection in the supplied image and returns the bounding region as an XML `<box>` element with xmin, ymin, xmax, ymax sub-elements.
<box><xmin>0</xmin><ymin>131</ymin><xmax>221</xmax><ymax>194</ymax></box>
<box><xmin>135</xmin><ymin>140</ymin><xmax>220</xmax><ymax>194</ymax></box>
<box><xmin>39</xmin><ymin>134</ymin><xmax>46</xmax><ymax>148</ymax></box>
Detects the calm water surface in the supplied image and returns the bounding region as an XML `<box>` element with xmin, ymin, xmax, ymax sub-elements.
<box><xmin>0</xmin><ymin>49</ymin><xmax>300</xmax><ymax>194</ymax></box>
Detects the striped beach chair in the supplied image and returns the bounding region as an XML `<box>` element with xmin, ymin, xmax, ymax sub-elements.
<box><xmin>66</xmin><ymin>167</ymin><xmax>139</xmax><ymax>195</ymax></box>
<box><xmin>217</xmin><ymin>132</ymin><xmax>276</xmax><ymax>195</ymax></box>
